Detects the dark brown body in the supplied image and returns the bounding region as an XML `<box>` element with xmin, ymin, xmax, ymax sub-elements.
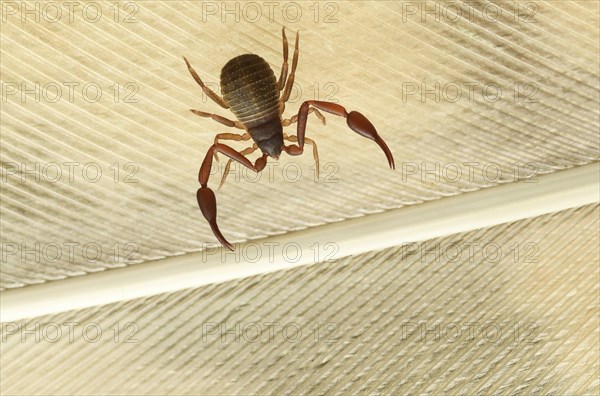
<box><xmin>220</xmin><ymin>54</ymin><xmax>284</xmax><ymax>158</ymax></box>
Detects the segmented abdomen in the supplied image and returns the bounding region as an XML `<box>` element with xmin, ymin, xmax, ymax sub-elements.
<box><xmin>220</xmin><ymin>54</ymin><xmax>280</xmax><ymax>128</ymax></box>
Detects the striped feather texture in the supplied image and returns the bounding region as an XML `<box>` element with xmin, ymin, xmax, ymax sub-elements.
<box><xmin>1</xmin><ymin>205</ymin><xmax>598</xmax><ymax>394</ymax></box>
<box><xmin>1</xmin><ymin>1</ymin><xmax>598</xmax><ymax>289</ymax></box>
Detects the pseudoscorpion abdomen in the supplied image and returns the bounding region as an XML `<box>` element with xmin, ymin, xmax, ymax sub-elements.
<box><xmin>220</xmin><ymin>54</ymin><xmax>280</xmax><ymax>129</ymax></box>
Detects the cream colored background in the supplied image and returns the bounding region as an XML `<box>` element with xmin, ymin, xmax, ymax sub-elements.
<box><xmin>1</xmin><ymin>0</ymin><xmax>599</xmax><ymax>394</ymax></box>
<box><xmin>1</xmin><ymin>205</ymin><xmax>598</xmax><ymax>394</ymax></box>
<box><xmin>1</xmin><ymin>0</ymin><xmax>598</xmax><ymax>288</ymax></box>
